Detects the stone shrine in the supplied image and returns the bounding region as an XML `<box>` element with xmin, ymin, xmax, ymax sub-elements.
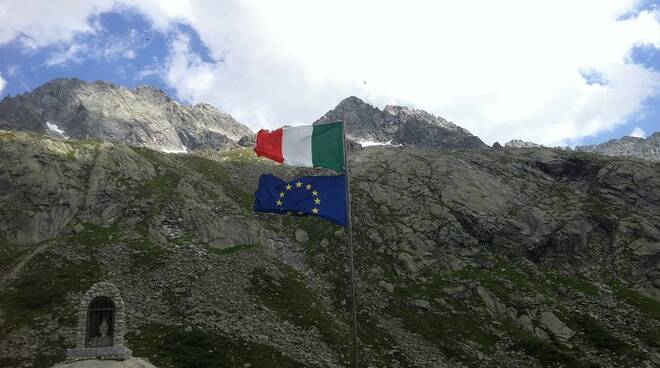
<box><xmin>66</xmin><ymin>282</ymin><xmax>132</xmax><ymax>360</ymax></box>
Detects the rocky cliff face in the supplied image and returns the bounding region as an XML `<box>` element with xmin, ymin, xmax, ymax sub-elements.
<box><xmin>1</xmin><ymin>131</ymin><xmax>659</xmax><ymax>368</ymax></box>
<box><xmin>576</xmin><ymin>132</ymin><xmax>660</xmax><ymax>161</ymax></box>
<box><xmin>315</xmin><ymin>96</ymin><xmax>488</xmax><ymax>149</ymax></box>
<box><xmin>0</xmin><ymin>78</ymin><xmax>253</xmax><ymax>152</ymax></box>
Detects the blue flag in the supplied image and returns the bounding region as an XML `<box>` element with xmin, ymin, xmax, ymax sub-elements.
<box><xmin>254</xmin><ymin>174</ymin><xmax>348</xmax><ymax>227</ymax></box>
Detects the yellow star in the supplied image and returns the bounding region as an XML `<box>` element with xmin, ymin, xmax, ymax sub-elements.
<box><xmin>305</xmin><ymin>184</ymin><xmax>312</xmax><ymax>190</ymax></box>
<box><xmin>276</xmin><ymin>199</ymin><xmax>283</xmax><ymax>206</ymax></box>
<box><xmin>312</xmin><ymin>190</ymin><xmax>318</xmax><ymax>196</ymax></box>
<box><xmin>286</xmin><ymin>184</ymin><xmax>292</xmax><ymax>190</ymax></box>
<box><xmin>312</xmin><ymin>207</ymin><xmax>319</xmax><ymax>214</ymax></box>
<box><xmin>279</xmin><ymin>191</ymin><xmax>285</xmax><ymax>198</ymax></box>
<box><xmin>295</xmin><ymin>181</ymin><xmax>303</xmax><ymax>188</ymax></box>
<box><xmin>314</xmin><ymin>198</ymin><xmax>321</xmax><ymax>205</ymax></box>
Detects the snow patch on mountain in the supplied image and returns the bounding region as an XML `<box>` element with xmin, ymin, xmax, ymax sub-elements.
<box><xmin>46</xmin><ymin>122</ymin><xmax>68</xmax><ymax>138</ymax></box>
<box><xmin>161</xmin><ymin>145</ymin><xmax>188</xmax><ymax>154</ymax></box>
<box><xmin>359</xmin><ymin>140</ymin><xmax>393</xmax><ymax>147</ymax></box>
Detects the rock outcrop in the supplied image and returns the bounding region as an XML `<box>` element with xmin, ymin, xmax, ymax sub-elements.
<box><xmin>0</xmin><ymin>78</ymin><xmax>252</xmax><ymax>152</ymax></box>
<box><xmin>315</xmin><ymin>96</ymin><xmax>488</xmax><ymax>149</ymax></box>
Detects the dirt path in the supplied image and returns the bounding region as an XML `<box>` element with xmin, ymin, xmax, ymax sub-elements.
<box><xmin>0</xmin><ymin>242</ymin><xmax>52</xmax><ymax>289</ymax></box>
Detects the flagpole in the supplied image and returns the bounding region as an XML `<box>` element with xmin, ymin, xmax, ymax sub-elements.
<box><xmin>342</xmin><ymin>121</ymin><xmax>359</xmax><ymax>368</ymax></box>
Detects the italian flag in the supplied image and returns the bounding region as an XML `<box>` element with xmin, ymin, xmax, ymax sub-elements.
<box><xmin>254</xmin><ymin>122</ymin><xmax>345</xmax><ymax>172</ymax></box>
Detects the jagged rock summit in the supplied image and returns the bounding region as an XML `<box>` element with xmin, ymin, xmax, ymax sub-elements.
<box><xmin>577</xmin><ymin>131</ymin><xmax>660</xmax><ymax>161</ymax></box>
<box><xmin>0</xmin><ymin>78</ymin><xmax>253</xmax><ymax>152</ymax></box>
<box><xmin>315</xmin><ymin>96</ymin><xmax>488</xmax><ymax>149</ymax></box>
<box><xmin>505</xmin><ymin>139</ymin><xmax>543</xmax><ymax>148</ymax></box>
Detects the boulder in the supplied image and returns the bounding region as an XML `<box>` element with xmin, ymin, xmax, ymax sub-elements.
<box><xmin>476</xmin><ymin>286</ymin><xmax>508</xmax><ymax>319</ymax></box>
<box><xmin>534</xmin><ymin>327</ymin><xmax>550</xmax><ymax>341</ymax></box>
<box><xmin>295</xmin><ymin>229</ymin><xmax>309</xmax><ymax>243</ymax></box>
<box><xmin>539</xmin><ymin>311</ymin><xmax>575</xmax><ymax>342</ymax></box>
<box><xmin>518</xmin><ymin>314</ymin><xmax>534</xmax><ymax>332</ymax></box>
<box><xmin>411</xmin><ymin>300</ymin><xmax>432</xmax><ymax>310</ymax></box>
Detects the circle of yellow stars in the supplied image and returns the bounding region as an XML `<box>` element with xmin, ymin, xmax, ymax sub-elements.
<box><xmin>276</xmin><ymin>180</ymin><xmax>321</xmax><ymax>215</ymax></box>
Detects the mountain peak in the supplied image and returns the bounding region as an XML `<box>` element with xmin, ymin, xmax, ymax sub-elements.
<box><xmin>338</xmin><ymin>95</ymin><xmax>369</xmax><ymax>106</ymax></box>
<box><xmin>505</xmin><ymin>139</ymin><xmax>543</xmax><ymax>148</ymax></box>
<box><xmin>316</xmin><ymin>96</ymin><xmax>487</xmax><ymax>149</ymax></box>
<box><xmin>576</xmin><ymin>131</ymin><xmax>660</xmax><ymax>160</ymax></box>
<box><xmin>0</xmin><ymin>78</ymin><xmax>252</xmax><ymax>152</ymax></box>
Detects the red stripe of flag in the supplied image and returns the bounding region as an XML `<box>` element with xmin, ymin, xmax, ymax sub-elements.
<box><xmin>254</xmin><ymin>128</ymin><xmax>284</xmax><ymax>163</ymax></box>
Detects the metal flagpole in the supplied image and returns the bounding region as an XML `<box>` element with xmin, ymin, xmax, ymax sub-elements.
<box><xmin>342</xmin><ymin>121</ymin><xmax>359</xmax><ymax>368</ymax></box>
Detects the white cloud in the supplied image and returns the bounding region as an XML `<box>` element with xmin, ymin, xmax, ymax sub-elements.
<box><xmin>1</xmin><ymin>1</ymin><xmax>660</xmax><ymax>145</ymax></box>
<box><xmin>0</xmin><ymin>1</ymin><xmax>113</xmax><ymax>48</ymax></box>
<box><xmin>629</xmin><ymin>126</ymin><xmax>646</xmax><ymax>138</ymax></box>
<box><xmin>45</xmin><ymin>43</ymin><xmax>89</xmax><ymax>66</ymax></box>
<box><xmin>0</xmin><ymin>73</ymin><xmax>5</xmax><ymax>94</ymax></box>
<box><xmin>146</xmin><ymin>0</ymin><xmax>660</xmax><ymax>145</ymax></box>
<box><xmin>44</xmin><ymin>26</ymin><xmax>142</xmax><ymax>66</ymax></box>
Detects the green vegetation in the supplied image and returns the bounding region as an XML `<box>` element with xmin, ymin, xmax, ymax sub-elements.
<box><xmin>68</xmin><ymin>222</ymin><xmax>119</xmax><ymax>248</ymax></box>
<box><xmin>451</xmin><ymin>262</ymin><xmax>550</xmax><ymax>303</ymax></box>
<box><xmin>512</xmin><ymin>333</ymin><xmax>590</xmax><ymax>368</ymax></box>
<box><xmin>284</xmin><ymin>215</ymin><xmax>334</xmax><ymax>246</ymax></box>
<box><xmin>66</xmin><ymin>137</ymin><xmax>104</xmax><ymax>148</ymax></box>
<box><xmin>137</xmin><ymin>172</ymin><xmax>181</xmax><ymax>200</ymax></box>
<box><xmin>611</xmin><ymin>282</ymin><xmax>660</xmax><ymax>320</ymax></box>
<box><xmin>0</xmin><ymin>131</ymin><xmax>16</xmax><ymax>139</ymax></box>
<box><xmin>388</xmin><ymin>282</ymin><xmax>498</xmax><ymax>365</ymax></box>
<box><xmin>128</xmin><ymin>324</ymin><xmax>306</xmax><ymax>368</ymax></box>
<box><xmin>274</xmin><ymin>214</ymin><xmax>411</xmax><ymax>366</ymax></box>
<box><xmin>126</xmin><ymin>224</ymin><xmax>165</xmax><ymax>268</ymax></box>
<box><xmin>249</xmin><ymin>266</ymin><xmax>347</xmax><ymax>353</ymax></box>
<box><xmin>638</xmin><ymin>328</ymin><xmax>660</xmax><ymax>349</ymax></box>
<box><xmin>67</xmin><ymin>221</ymin><xmax>164</xmax><ymax>269</ymax></box>
<box><xmin>0</xmin><ymin>241</ymin><xmax>26</xmax><ymax>273</ymax></box>
<box><xmin>131</xmin><ymin>146</ymin><xmax>182</xmax><ymax>202</ymax></box>
<box><xmin>583</xmin><ymin>198</ymin><xmax>617</xmax><ymax>217</ymax></box>
<box><xmin>216</xmin><ymin>147</ymin><xmax>265</xmax><ymax>165</ymax></box>
<box><xmin>66</xmin><ymin>148</ymin><xmax>76</xmax><ymax>161</ymax></box>
<box><xmin>553</xmin><ymin>275</ymin><xmax>600</xmax><ymax>296</ymax></box>
<box><xmin>1</xmin><ymin>247</ymin><xmax>100</xmax><ymax>327</ymax></box>
<box><xmin>279</xmin><ymin>215</ymin><xmax>350</xmax><ymax>309</ymax></box>
<box><xmin>178</xmin><ymin>154</ymin><xmax>253</xmax><ymax>208</ymax></box>
<box><xmin>568</xmin><ymin>314</ymin><xmax>641</xmax><ymax>360</ymax></box>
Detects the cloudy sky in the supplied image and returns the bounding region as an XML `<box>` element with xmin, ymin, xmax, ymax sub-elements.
<box><xmin>0</xmin><ymin>0</ymin><xmax>658</xmax><ymax>146</ymax></box>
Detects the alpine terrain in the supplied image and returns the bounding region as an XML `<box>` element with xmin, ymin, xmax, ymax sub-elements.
<box><xmin>0</xmin><ymin>78</ymin><xmax>253</xmax><ymax>153</ymax></box>
<box><xmin>0</xmin><ymin>80</ymin><xmax>659</xmax><ymax>368</ymax></box>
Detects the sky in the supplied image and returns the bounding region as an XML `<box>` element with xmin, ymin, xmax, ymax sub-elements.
<box><xmin>0</xmin><ymin>0</ymin><xmax>659</xmax><ymax>147</ymax></box>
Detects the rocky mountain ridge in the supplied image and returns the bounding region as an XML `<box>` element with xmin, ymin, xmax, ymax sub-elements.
<box><xmin>1</xmin><ymin>131</ymin><xmax>659</xmax><ymax>368</ymax></box>
<box><xmin>315</xmin><ymin>96</ymin><xmax>488</xmax><ymax>149</ymax></box>
<box><xmin>576</xmin><ymin>132</ymin><xmax>660</xmax><ymax>161</ymax></box>
<box><xmin>0</xmin><ymin>78</ymin><xmax>253</xmax><ymax>152</ymax></box>
<box><xmin>504</xmin><ymin>139</ymin><xmax>543</xmax><ymax>148</ymax></box>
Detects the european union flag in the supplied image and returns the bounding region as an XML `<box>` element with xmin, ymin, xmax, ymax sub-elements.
<box><xmin>254</xmin><ymin>174</ymin><xmax>348</xmax><ymax>227</ymax></box>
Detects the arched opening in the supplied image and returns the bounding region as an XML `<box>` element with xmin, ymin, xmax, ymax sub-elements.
<box><xmin>85</xmin><ymin>296</ymin><xmax>115</xmax><ymax>348</ymax></box>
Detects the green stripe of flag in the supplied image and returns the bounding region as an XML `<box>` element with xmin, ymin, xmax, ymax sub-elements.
<box><xmin>311</xmin><ymin>122</ymin><xmax>345</xmax><ymax>172</ymax></box>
